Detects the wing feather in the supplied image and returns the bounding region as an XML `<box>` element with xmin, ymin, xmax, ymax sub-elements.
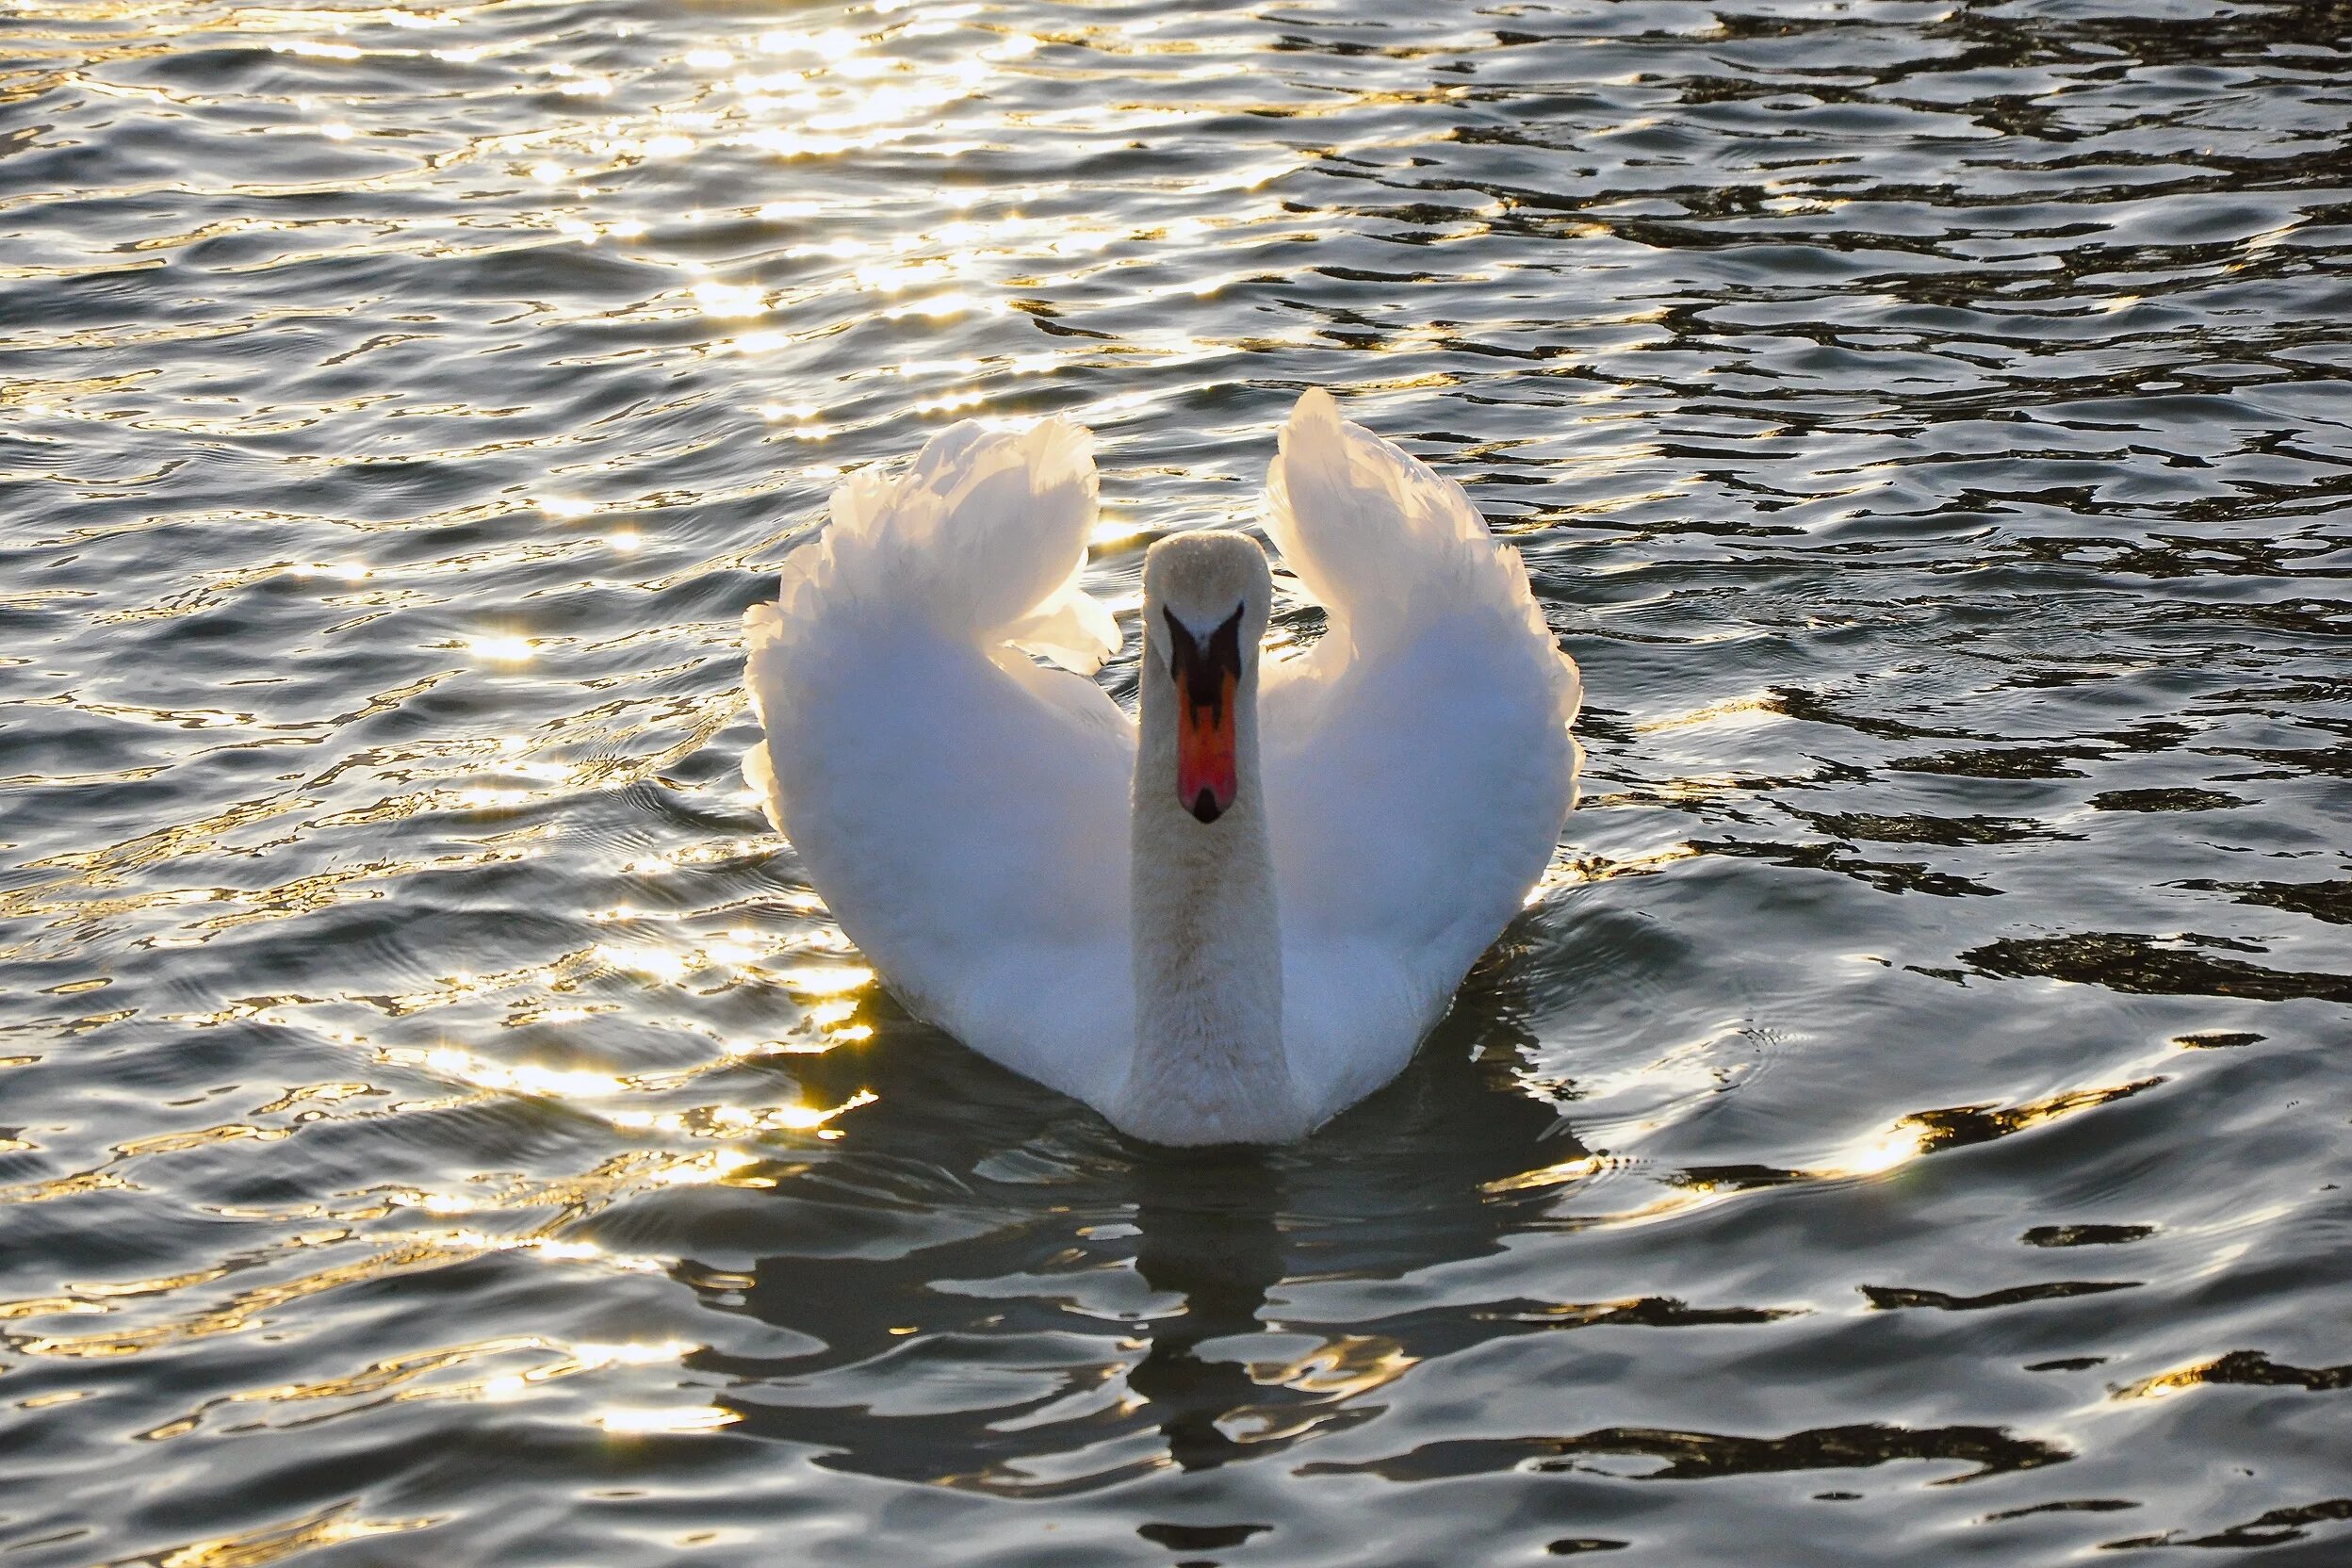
<box><xmin>743</xmin><ymin>420</ymin><xmax>1135</xmax><ymax>1105</ymax></box>
<box><xmin>1262</xmin><ymin>391</ymin><xmax>1580</xmax><ymax>1109</ymax></box>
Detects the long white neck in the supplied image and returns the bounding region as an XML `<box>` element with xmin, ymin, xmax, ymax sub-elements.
<box><xmin>1114</xmin><ymin>641</ymin><xmax>1299</xmax><ymax>1146</ymax></box>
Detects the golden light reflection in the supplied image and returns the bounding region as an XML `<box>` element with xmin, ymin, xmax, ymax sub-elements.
<box><xmin>412</xmin><ymin>1044</ymin><xmax>624</xmax><ymax>1101</ymax></box>
<box><xmin>466</xmin><ymin>634</ymin><xmax>534</xmax><ymax>663</ymax></box>
<box><xmin>1525</xmin><ymin>843</ymin><xmax>1701</xmax><ymax>905</ymax></box>
<box><xmin>774</xmin><ymin>964</ymin><xmax>874</xmax><ymax>998</ymax></box>
<box><xmin>1088</xmin><ymin>514</ymin><xmax>1146</xmax><ymax>550</ymax></box>
<box><xmin>2114</xmin><ymin>1364</ymin><xmax>2204</xmax><ymax>1402</ymax></box>
<box><xmin>479</xmin><ymin>1371</ymin><xmax>531</xmax><ymax>1402</ymax></box>
<box><xmin>410</xmin><ymin>1192</ymin><xmax>478</xmax><ymax>1216</ymax></box>
<box><xmin>853</xmin><ymin>257</ymin><xmax>957</xmax><ymax>294</ymax></box>
<box><xmin>1584</xmin><ymin>773</ymin><xmax>1773</xmax><ymax>809</ymax></box>
<box><xmin>1257</xmin><ymin>1334</ymin><xmax>1416</xmax><ymax>1401</ymax></box>
<box><xmin>759</xmin><ymin>27</ymin><xmax>862</xmax><ymax>61</ymax></box>
<box><xmin>1634</xmin><ymin>692</ymin><xmax>1784</xmax><ymax>735</ymax></box>
<box><xmin>290</xmin><ymin>559</ymin><xmax>372</xmax><ymax>581</ymax></box>
<box><xmin>598</xmin><ymin>1404</ymin><xmax>740</xmax><ymax>1434</ymax></box>
<box><xmin>691</xmin><ymin>280</ymin><xmax>766</xmax><ymax>318</ymax></box>
<box><xmin>8</xmin><ymin>1101</ymin><xmax>816</xmax><ymax>1351</ymax></box>
<box><xmin>18</xmin><ymin>1236</ymin><xmax>506</xmax><ymax>1360</ymax></box>
<box><xmin>107</xmin><ymin>1505</ymin><xmax>433</xmax><ymax>1568</ymax></box>
<box><xmin>704</xmin><ymin>935</ymin><xmax>761</xmax><ymax>967</ymax></box>
<box><xmin>883</xmin><ymin>291</ymin><xmax>1004</xmax><ymax>320</ymax></box>
<box><xmin>595</xmin><ymin>941</ymin><xmax>689</xmax><ymax>983</ymax></box>
<box><xmin>0</xmin><ymin>1169</ymin><xmax>129</xmax><ymax>1212</ymax></box>
<box><xmin>1827</xmin><ymin>1121</ymin><xmax>1934</xmax><ymax>1179</ymax></box>
<box><xmin>128</xmin><ymin>1331</ymin><xmax>718</xmax><ymax>1446</ymax></box>
<box><xmin>1480</xmin><ymin>1154</ymin><xmax>1604</xmax><ymax>1196</ymax></box>
<box><xmin>19</xmin><ymin>1389</ymin><xmax>92</xmax><ymax>1410</ymax></box>
<box><xmin>385</xmin><ymin>1042</ymin><xmax>874</xmax><ymax>1139</ymax></box>
<box><xmin>1516</xmin><ymin>1070</ymin><xmax>2169</xmax><ymax>1245</ymax></box>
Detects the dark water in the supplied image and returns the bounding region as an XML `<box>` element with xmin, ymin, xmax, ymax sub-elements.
<box><xmin>4</xmin><ymin>1</ymin><xmax>2350</xmax><ymax>1562</ymax></box>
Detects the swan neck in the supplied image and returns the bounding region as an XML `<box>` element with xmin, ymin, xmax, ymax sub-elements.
<box><xmin>1119</xmin><ymin>636</ymin><xmax>1296</xmax><ymax>1145</ymax></box>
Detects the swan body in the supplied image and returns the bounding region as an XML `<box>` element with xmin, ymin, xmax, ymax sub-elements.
<box><xmin>743</xmin><ymin>390</ymin><xmax>1581</xmax><ymax>1145</ymax></box>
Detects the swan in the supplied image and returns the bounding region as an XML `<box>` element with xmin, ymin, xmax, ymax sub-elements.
<box><xmin>742</xmin><ymin>389</ymin><xmax>1581</xmax><ymax>1145</ymax></box>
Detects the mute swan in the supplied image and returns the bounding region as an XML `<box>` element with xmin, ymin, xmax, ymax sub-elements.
<box><xmin>743</xmin><ymin>389</ymin><xmax>1581</xmax><ymax>1145</ymax></box>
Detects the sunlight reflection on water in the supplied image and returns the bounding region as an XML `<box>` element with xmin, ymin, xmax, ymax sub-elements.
<box><xmin>0</xmin><ymin>0</ymin><xmax>2347</xmax><ymax>1562</ymax></box>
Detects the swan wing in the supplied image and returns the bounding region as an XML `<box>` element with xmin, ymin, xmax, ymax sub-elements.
<box><xmin>1261</xmin><ymin>390</ymin><xmax>1582</xmax><ymax>1116</ymax></box>
<box><xmin>743</xmin><ymin>420</ymin><xmax>1135</xmax><ymax>1106</ymax></box>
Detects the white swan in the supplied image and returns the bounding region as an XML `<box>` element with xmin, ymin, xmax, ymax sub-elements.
<box><xmin>742</xmin><ymin>389</ymin><xmax>1581</xmax><ymax>1145</ymax></box>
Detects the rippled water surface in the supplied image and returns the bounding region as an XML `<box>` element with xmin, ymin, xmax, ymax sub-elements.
<box><xmin>5</xmin><ymin>0</ymin><xmax>2351</xmax><ymax>1561</ymax></box>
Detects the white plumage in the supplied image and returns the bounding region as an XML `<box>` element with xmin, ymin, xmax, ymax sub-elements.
<box><xmin>743</xmin><ymin>389</ymin><xmax>1581</xmax><ymax>1144</ymax></box>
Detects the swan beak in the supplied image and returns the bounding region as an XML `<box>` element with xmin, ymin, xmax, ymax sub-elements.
<box><xmin>1177</xmin><ymin>670</ymin><xmax>1238</xmax><ymax>823</ymax></box>
<box><xmin>1167</xmin><ymin>605</ymin><xmax>1243</xmax><ymax>824</ymax></box>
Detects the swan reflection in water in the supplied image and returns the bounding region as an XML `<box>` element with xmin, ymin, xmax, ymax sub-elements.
<box><xmin>687</xmin><ymin>957</ymin><xmax>1581</xmax><ymax>1491</ymax></box>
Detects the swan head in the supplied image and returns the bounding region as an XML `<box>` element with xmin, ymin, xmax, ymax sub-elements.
<box><xmin>1142</xmin><ymin>531</ymin><xmax>1272</xmax><ymax>826</ymax></box>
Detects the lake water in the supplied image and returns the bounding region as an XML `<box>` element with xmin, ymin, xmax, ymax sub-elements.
<box><xmin>3</xmin><ymin>1</ymin><xmax>2349</xmax><ymax>1563</ymax></box>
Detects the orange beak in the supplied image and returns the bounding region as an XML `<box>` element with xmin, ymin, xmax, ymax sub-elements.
<box><xmin>1165</xmin><ymin>605</ymin><xmax>1245</xmax><ymax>825</ymax></box>
<box><xmin>1177</xmin><ymin>669</ymin><xmax>1238</xmax><ymax>824</ymax></box>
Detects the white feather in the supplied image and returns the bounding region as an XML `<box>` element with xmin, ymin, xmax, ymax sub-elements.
<box><xmin>1261</xmin><ymin>388</ymin><xmax>1583</xmax><ymax>1119</ymax></box>
<box><xmin>741</xmin><ymin>393</ymin><xmax>1581</xmax><ymax>1140</ymax></box>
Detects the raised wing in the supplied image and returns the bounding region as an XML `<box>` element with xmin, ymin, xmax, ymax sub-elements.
<box><xmin>743</xmin><ymin>420</ymin><xmax>1135</xmax><ymax>1105</ymax></box>
<box><xmin>1261</xmin><ymin>391</ymin><xmax>1581</xmax><ymax>1106</ymax></box>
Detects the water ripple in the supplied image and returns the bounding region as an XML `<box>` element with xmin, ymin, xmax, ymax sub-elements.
<box><xmin>1</xmin><ymin>1</ymin><xmax>2347</xmax><ymax>1564</ymax></box>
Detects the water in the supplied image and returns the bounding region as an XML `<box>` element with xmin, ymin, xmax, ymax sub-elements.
<box><xmin>3</xmin><ymin>1</ymin><xmax>2348</xmax><ymax>1561</ymax></box>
